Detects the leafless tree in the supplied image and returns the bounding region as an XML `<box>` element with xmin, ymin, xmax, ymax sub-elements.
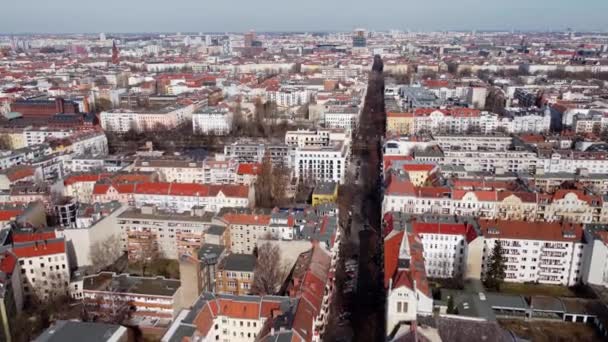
<box><xmin>0</xmin><ymin>135</ymin><xmax>11</xmax><ymax>150</ymax></box>
<box><xmin>251</xmin><ymin>242</ymin><xmax>288</xmax><ymax>295</ymax></box>
<box><xmin>255</xmin><ymin>155</ymin><xmax>290</xmax><ymax>208</ymax></box>
<box><xmin>90</xmin><ymin>235</ymin><xmax>124</xmax><ymax>273</ymax></box>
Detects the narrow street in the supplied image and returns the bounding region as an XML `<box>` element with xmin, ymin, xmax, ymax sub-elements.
<box><xmin>325</xmin><ymin>55</ymin><xmax>386</xmax><ymax>342</ymax></box>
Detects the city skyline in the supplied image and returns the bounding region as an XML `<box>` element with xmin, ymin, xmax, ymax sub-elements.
<box><xmin>2</xmin><ymin>0</ymin><xmax>608</xmax><ymax>34</ymax></box>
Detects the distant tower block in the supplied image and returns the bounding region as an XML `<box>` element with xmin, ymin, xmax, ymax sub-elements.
<box><xmin>99</xmin><ymin>32</ymin><xmax>106</xmax><ymax>41</ymax></box>
<box><xmin>112</xmin><ymin>40</ymin><xmax>120</xmax><ymax>65</ymax></box>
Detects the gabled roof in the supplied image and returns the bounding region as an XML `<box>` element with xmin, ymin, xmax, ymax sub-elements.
<box><xmin>384</xmin><ymin>231</ymin><xmax>405</xmax><ymax>288</ymax></box>
<box><xmin>479</xmin><ymin>220</ymin><xmax>583</xmax><ymax>242</ymax></box>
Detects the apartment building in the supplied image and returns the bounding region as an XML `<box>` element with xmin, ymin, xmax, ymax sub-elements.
<box><xmin>580</xmin><ymin>224</ymin><xmax>608</xmax><ymax>288</ymax></box>
<box><xmin>22</xmin><ymin>127</ymin><xmax>71</xmax><ymax>146</ymax></box>
<box><xmin>12</xmin><ymin>234</ymin><xmax>70</xmax><ymax>303</ymax></box>
<box><xmin>118</xmin><ymin>205</ymin><xmax>218</xmax><ymax>260</ymax></box>
<box><xmin>323</xmin><ymin>105</ymin><xmax>359</xmax><ymax>130</ymax></box>
<box><xmin>90</xmin><ymin>182</ymin><xmax>252</xmax><ymax>213</ymax></box>
<box><xmin>76</xmin><ymin>272</ymin><xmax>181</xmax><ymax>320</ymax></box>
<box><xmin>383</xmin><ymin>179</ymin><xmax>606</xmax><ymax>224</ymax></box>
<box><xmin>294</xmin><ymin>142</ymin><xmax>348</xmax><ymax>184</ymax></box>
<box><xmin>222</xmin><ymin>213</ymin><xmax>271</xmax><ymax>254</ymax></box>
<box><xmin>215</xmin><ymin>254</ymin><xmax>256</xmax><ymax>296</ymax></box>
<box><xmin>100</xmin><ymin>103</ymin><xmax>197</xmax><ymax>133</ymax></box>
<box><xmin>134</xmin><ymin>159</ymin><xmax>205</xmax><ymax>183</ymax></box>
<box><xmin>387</xmin><ymin>108</ymin><xmax>550</xmax><ymax>135</ymax></box>
<box><xmin>55</xmin><ymin>202</ymin><xmax>127</xmax><ymax>268</ymax></box>
<box><xmin>476</xmin><ymin>220</ymin><xmax>585</xmax><ymax>286</ymax></box>
<box><xmin>433</xmin><ymin>134</ymin><xmax>513</xmax><ymax>152</ymax></box>
<box><xmin>64</xmin><ymin>154</ymin><xmax>134</xmax><ymax>173</ymax></box>
<box><xmin>439</xmin><ymin>149</ymin><xmax>539</xmax><ymax>174</ymax></box>
<box><xmin>285</xmin><ymin>129</ymin><xmax>347</xmax><ymax>148</ymax></box>
<box><xmin>413</xmin><ymin>220</ymin><xmax>474</xmax><ymax>278</ymax></box>
<box><xmin>162</xmin><ymin>293</ymin><xmax>291</xmax><ymax>342</ymax></box>
<box><xmin>192</xmin><ymin>107</ymin><xmax>233</xmax><ymax>135</ymax></box>
<box><xmin>223</xmin><ymin>141</ymin><xmax>292</xmax><ymax>166</ymax></box>
<box><xmin>266</xmin><ymin>87</ymin><xmax>310</xmax><ymax>107</ymax></box>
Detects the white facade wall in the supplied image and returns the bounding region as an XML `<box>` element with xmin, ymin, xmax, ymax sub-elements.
<box><xmin>482</xmin><ymin>237</ymin><xmax>584</xmax><ymax>286</ymax></box>
<box><xmin>294</xmin><ymin>147</ymin><xmax>347</xmax><ymax>184</ymax></box>
<box><xmin>19</xmin><ymin>251</ymin><xmax>70</xmax><ymax>301</ymax></box>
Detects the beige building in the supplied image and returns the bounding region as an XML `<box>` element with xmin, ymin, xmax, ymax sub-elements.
<box><xmin>118</xmin><ymin>205</ymin><xmax>222</xmax><ymax>260</ymax></box>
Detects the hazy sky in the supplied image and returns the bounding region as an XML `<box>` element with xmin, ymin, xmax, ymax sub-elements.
<box><xmin>2</xmin><ymin>0</ymin><xmax>607</xmax><ymax>33</ymax></box>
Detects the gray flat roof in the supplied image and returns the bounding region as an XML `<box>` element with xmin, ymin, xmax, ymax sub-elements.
<box><xmin>34</xmin><ymin>321</ymin><xmax>124</xmax><ymax>342</ymax></box>
<box><xmin>221</xmin><ymin>254</ymin><xmax>256</xmax><ymax>272</ymax></box>
<box><xmin>530</xmin><ymin>296</ymin><xmax>565</xmax><ymax>312</ymax></box>
<box><xmin>485</xmin><ymin>293</ymin><xmax>529</xmax><ymax>310</ymax></box>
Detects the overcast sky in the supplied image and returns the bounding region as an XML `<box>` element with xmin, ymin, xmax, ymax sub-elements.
<box><xmin>2</xmin><ymin>0</ymin><xmax>607</xmax><ymax>33</ymax></box>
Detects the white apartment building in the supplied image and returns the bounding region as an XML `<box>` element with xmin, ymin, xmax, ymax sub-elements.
<box><xmin>13</xmin><ymin>237</ymin><xmax>70</xmax><ymax>302</ymax></box>
<box><xmin>323</xmin><ymin>105</ymin><xmax>359</xmax><ymax>131</ymax></box>
<box><xmin>134</xmin><ymin>159</ymin><xmax>204</xmax><ymax>183</ymax></box>
<box><xmin>438</xmin><ymin>150</ymin><xmax>539</xmax><ymax>174</ymax></box>
<box><xmin>100</xmin><ymin>103</ymin><xmax>197</xmax><ymax>133</ymax></box>
<box><xmin>294</xmin><ymin>143</ymin><xmax>348</xmax><ymax>184</ymax></box>
<box><xmin>222</xmin><ymin>213</ymin><xmax>296</xmax><ymax>254</ymax></box>
<box><xmin>192</xmin><ymin>107</ymin><xmax>233</xmax><ymax>135</ymax></box>
<box><xmin>266</xmin><ymin>88</ymin><xmax>310</xmax><ymax>107</ymax></box>
<box><xmin>581</xmin><ymin>225</ymin><xmax>608</xmax><ymax>288</ymax></box>
<box><xmin>505</xmin><ymin>111</ymin><xmax>552</xmax><ymax>134</ymax></box>
<box><xmin>433</xmin><ymin>135</ymin><xmax>512</xmax><ymax>152</ymax></box>
<box><xmin>411</xmin><ymin>221</ymin><xmax>473</xmax><ymax>279</ymax></box>
<box><xmin>131</xmin><ymin>182</ymin><xmax>251</xmax><ymax>214</ymax></box>
<box><xmin>162</xmin><ymin>294</ymin><xmax>290</xmax><ymax>342</ymax></box>
<box><xmin>55</xmin><ymin>203</ymin><xmax>127</xmax><ymax>268</ymax></box>
<box><xmin>23</xmin><ymin>127</ymin><xmax>71</xmax><ymax>146</ymax></box>
<box><xmin>538</xmin><ymin>152</ymin><xmax>608</xmax><ymax>174</ymax></box>
<box><xmin>476</xmin><ymin>220</ymin><xmax>585</xmax><ymax>286</ymax></box>
<box><xmin>285</xmin><ymin>129</ymin><xmax>347</xmax><ymax>148</ymax></box>
<box><xmin>133</xmin><ymin>158</ymin><xmax>239</xmax><ymax>184</ymax></box>
<box><xmin>77</xmin><ymin>272</ymin><xmax>180</xmax><ymax>319</ymax></box>
<box><xmin>67</xmin><ymin>131</ymin><xmax>109</xmax><ymax>156</ymax></box>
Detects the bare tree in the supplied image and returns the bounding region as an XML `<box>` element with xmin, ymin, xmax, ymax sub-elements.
<box><xmin>90</xmin><ymin>235</ymin><xmax>124</xmax><ymax>273</ymax></box>
<box><xmin>255</xmin><ymin>155</ymin><xmax>290</xmax><ymax>208</ymax></box>
<box><xmin>251</xmin><ymin>242</ymin><xmax>288</xmax><ymax>295</ymax></box>
<box><xmin>0</xmin><ymin>135</ymin><xmax>11</xmax><ymax>150</ymax></box>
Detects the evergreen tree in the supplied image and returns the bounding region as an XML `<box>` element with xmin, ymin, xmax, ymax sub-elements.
<box><xmin>446</xmin><ymin>295</ymin><xmax>455</xmax><ymax>314</ymax></box>
<box><xmin>483</xmin><ymin>240</ymin><xmax>506</xmax><ymax>291</ymax></box>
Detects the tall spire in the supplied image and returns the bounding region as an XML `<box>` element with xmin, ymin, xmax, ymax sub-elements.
<box><xmin>112</xmin><ymin>40</ymin><xmax>119</xmax><ymax>65</ymax></box>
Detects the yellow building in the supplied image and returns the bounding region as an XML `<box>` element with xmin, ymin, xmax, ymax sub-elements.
<box><xmin>312</xmin><ymin>182</ymin><xmax>339</xmax><ymax>206</ymax></box>
<box><xmin>0</xmin><ymin>130</ymin><xmax>26</xmax><ymax>149</ymax></box>
<box><xmin>402</xmin><ymin>164</ymin><xmax>437</xmax><ymax>186</ymax></box>
<box><xmin>386</xmin><ymin>112</ymin><xmax>414</xmax><ymax>135</ymax></box>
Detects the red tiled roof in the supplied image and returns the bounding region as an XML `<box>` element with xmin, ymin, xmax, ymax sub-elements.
<box><xmin>386</xmin><ymin>179</ymin><xmax>416</xmax><ymax>196</ymax></box>
<box><xmin>452</xmin><ymin>190</ymin><xmax>497</xmax><ymax>201</ymax></box>
<box><xmin>384</xmin><ymin>231</ymin><xmax>404</xmax><ymax>288</ymax></box>
<box><xmin>218</xmin><ymin>298</ymin><xmax>260</xmax><ymax>320</ymax></box>
<box><xmin>13</xmin><ymin>231</ymin><xmax>56</xmax><ymax>243</ymax></box>
<box><xmin>64</xmin><ymin>173</ymin><xmax>108</xmax><ymax>186</ymax></box>
<box><xmin>237</xmin><ymin>163</ymin><xmax>262</xmax><ymax>175</ymax></box>
<box><xmin>479</xmin><ymin>220</ymin><xmax>583</xmax><ymax>242</ymax></box>
<box><xmin>3</xmin><ymin>166</ymin><xmax>34</xmax><ymax>182</ymax></box>
<box><xmin>0</xmin><ymin>253</ymin><xmax>16</xmax><ymax>274</ymax></box>
<box><xmin>12</xmin><ymin>240</ymin><xmax>66</xmax><ymax>258</ymax></box>
<box><xmin>403</xmin><ymin>164</ymin><xmax>435</xmax><ymax>172</ymax></box>
<box><xmin>0</xmin><ymin>210</ymin><xmax>23</xmax><ymax>222</ymax></box>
